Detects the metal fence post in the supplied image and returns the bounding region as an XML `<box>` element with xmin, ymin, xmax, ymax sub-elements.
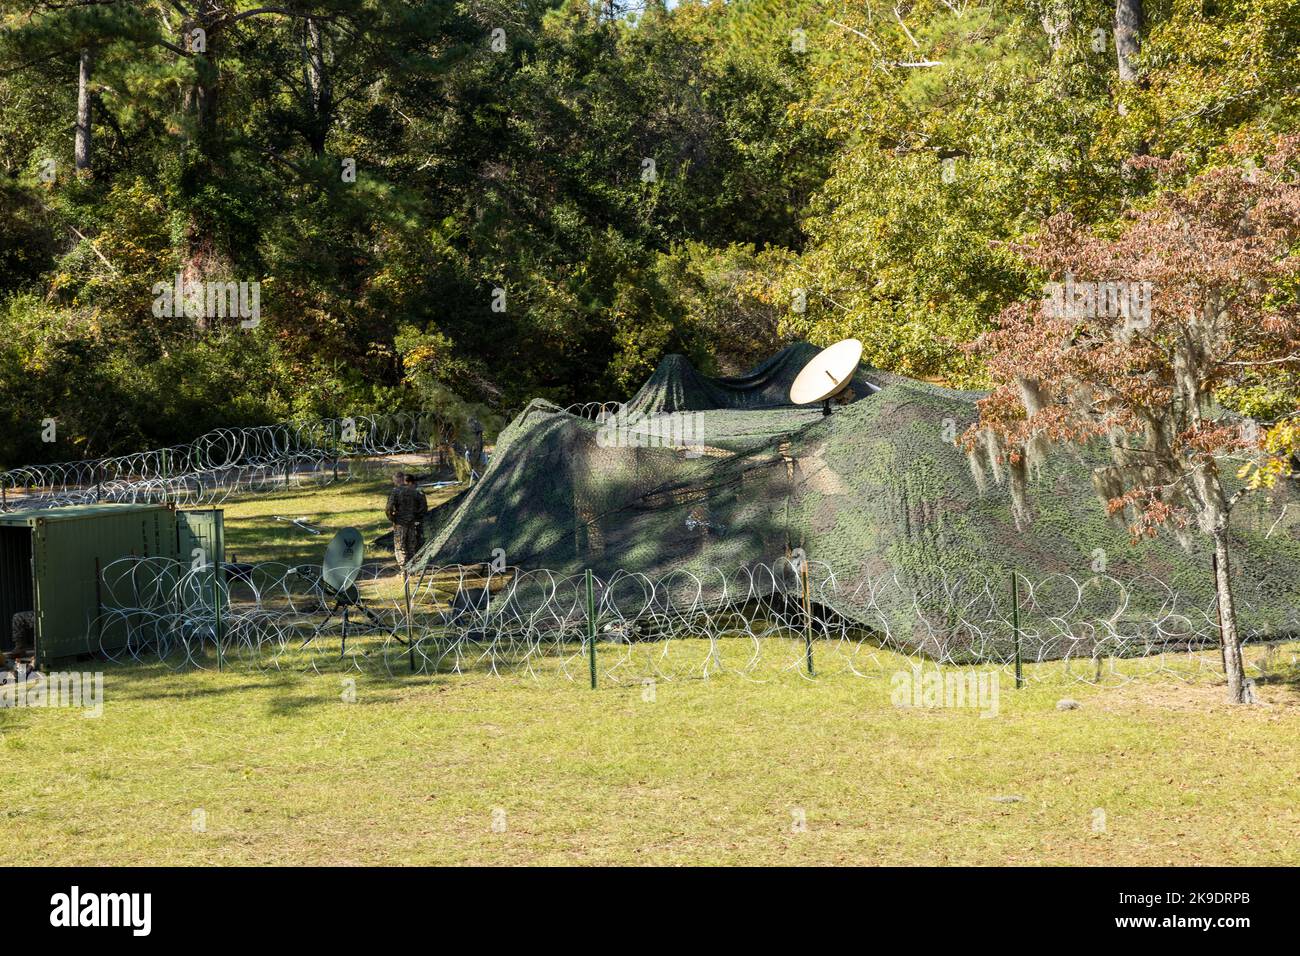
<box><xmin>1011</xmin><ymin>570</ymin><xmax>1022</xmax><ymax>690</ymax></box>
<box><xmin>586</xmin><ymin>569</ymin><xmax>597</xmax><ymax>689</ymax></box>
<box><xmin>801</xmin><ymin>558</ymin><xmax>815</xmax><ymax>677</ymax></box>
<box><xmin>212</xmin><ymin>562</ymin><xmax>223</xmax><ymax>671</ymax></box>
<box><xmin>94</xmin><ymin>557</ymin><xmax>103</xmax><ymax>646</ymax></box>
<box><xmin>404</xmin><ymin>571</ymin><xmax>415</xmax><ymax>672</ymax></box>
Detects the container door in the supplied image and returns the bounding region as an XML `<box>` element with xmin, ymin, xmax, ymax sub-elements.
<box><xmin>176</xmin><ymin>510</ymin><xmax>226</xmax><ymax>644</ymax></box>
<box><xmin>177</xmin><ymin>509</ymin><xmax>225</xmax><ymax>569</ymax></box>
<box><xmin>0</xmin><ymin>526</ymin><xmax>33</xmax><ymax>652</ymax></box>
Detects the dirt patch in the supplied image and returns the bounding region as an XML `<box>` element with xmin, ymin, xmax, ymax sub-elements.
<box><xmin>1090</xmin><ymin>678</ymin><xmax>1300</xmax><ymax>716</ymax></box>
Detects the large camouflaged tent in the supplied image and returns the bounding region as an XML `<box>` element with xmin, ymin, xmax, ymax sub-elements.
<box><xmin>412</xmin><ymin>344</ymin><xmax>1300</xmax><ymax>659</ymax></box>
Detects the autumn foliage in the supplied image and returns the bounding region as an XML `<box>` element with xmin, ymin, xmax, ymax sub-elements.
<box><xmin>965</xmin><ymin>136</ymin><xmax>1300</xmax><ymax>702</ymax></box>
<box><xmin>966</xmin><ymin>136</ymin><xmax>1300</xmax><ymax>541</ymax></box>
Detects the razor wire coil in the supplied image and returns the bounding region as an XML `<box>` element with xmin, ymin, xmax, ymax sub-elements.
<box><xmin>84</xmin><ymin>557</ymin><xmax>1298</xmax><ymax>687</ymax></box>
<box><xmin>0</xmin><ymin>414</ymin><xmax>439</xmax><ymax>511</ymax></box>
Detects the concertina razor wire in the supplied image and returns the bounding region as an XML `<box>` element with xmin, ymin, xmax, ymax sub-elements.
<box><xmin>85</xmin><ymin>556</ymin><xmax>1299</xmax><ymax>687</ymax></box>
<box><xmin>0</xmin><ymin>413</ymin><xmax>439</xmax><ymax>511</ymax></box>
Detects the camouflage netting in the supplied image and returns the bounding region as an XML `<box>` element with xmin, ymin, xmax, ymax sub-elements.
<box><xmin>411</xmin><ymin>345</ymin><xmax>1300</xmax><ymax>661</ymax></box>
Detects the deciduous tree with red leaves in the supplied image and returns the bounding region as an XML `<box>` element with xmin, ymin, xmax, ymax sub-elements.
<box><xmin>965</xmin><ymin>137</ymin><xmax>1300</xmax><ymax>703</ymax></box>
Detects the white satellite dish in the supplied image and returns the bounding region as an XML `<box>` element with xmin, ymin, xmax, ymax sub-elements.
<box><xmin>789</xmin><ymin>338</ymin><xmax>863</xmax><ymax>414</ymax></box>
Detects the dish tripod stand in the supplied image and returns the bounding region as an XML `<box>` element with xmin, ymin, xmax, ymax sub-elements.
<box><xmin>310</xmin><ymin>584</ymin><xmax>407</xmax><ymax>656</ymax></box>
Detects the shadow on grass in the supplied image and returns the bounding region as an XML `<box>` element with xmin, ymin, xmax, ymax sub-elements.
<box><xmin>97</xmin><ymin>659</ymin><xmax>305</xmax><ymax>702</ymax></box>
<box><xmin>1253</xmin><ymin>656</ymin><xmax>1300</xmax><ymax>692</ymax></box>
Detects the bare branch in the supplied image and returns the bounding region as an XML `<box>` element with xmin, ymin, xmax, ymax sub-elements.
<box><xmin>1216</xmin><ymin>355</ymin><xmax>1300</xmax><ymax>368</ymax></box>
<box><xmin>67</xmin><ymin>225</ymin><xmax>117</xmax><ymax>274</ymax></box>
<box><xmin>893</xmin><ymin>6</ymin><xmax>921</xmax><ymax>48</ymax></box>
<box><xmin>828</xmin><ymin>17</ymin><xmax>881</xmax><ymax>52</ymax></box>
<box><xmin>224</xmin><ymin>7</ymin><xmax>337</xmax><ymax>27</ymax></box>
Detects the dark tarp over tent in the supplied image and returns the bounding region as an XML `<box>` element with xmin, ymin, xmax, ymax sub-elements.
<box><xmin>621</xmin><ymin>342</ymin><xmax>880</xmax><ymax>416</ymax></box>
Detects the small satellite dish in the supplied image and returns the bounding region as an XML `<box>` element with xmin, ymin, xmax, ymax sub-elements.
<box><xmin>321</xmin><ymin>527</ymin><xmax>364</xmax><ymax>594</ymax></box>
<box><xmin>789</xmin><ymin>338</ymin><xmax>863</xmax><ymax>414</ymax></box>
<box><xmin>306</xmin><ymin>527</ymin><xmax>403</xmax><ymax>658</ymax></box>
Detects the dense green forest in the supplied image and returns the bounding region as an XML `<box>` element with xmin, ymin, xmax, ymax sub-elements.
<box><xmin>0</xmin><ymin>0</ymin><xmax>1296</xmax><ymax>468</ymax></box>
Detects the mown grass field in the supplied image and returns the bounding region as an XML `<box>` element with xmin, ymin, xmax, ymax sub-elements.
<box><xmin>1</xmin><ymin>477</ymin><xmax>1298</xmax><ymax>866</ymax></box>
<box><xmin>215</xmin><ymin>465</ymin><xmax>456</xmax><ymax>566</ymax></box>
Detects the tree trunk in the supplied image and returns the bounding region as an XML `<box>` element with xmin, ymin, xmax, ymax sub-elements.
<box><xmin>1212</xmin><ymin>530</ymin><xmax>1248</xmax><ymax>703</ymax></box>
<box><xmin>181</xmin><ymin>4</ymin><xmax>221</xmax><ymax>144</ymax></box>
<box><xmin>302</xmin><ymin>17</ymin><xmax>333</xmax><ymax>156</ymax></box>
<box><xmin>75</xmin><ymin>47</ymin><xmax>93</xmax><ymax>175</ymax></box>
<box><xmin>1114</xmin><ymin>0</ymin><xmax>1143</xmax><ymax>84</ymax></box>
<box><xmin>189</xmin><ymin>56</ymin><xmax>219</xmax><ymax>141</ymax></box>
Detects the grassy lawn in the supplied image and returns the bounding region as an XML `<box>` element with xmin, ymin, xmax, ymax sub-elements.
<box><xmin>2</xmin><ymin>477</ymin><xmax>1298</xmax><ymax>866</ymax></box>
<box><xmin>216</xmin><ymin>467</ymin><xmax>460</xmax><ymax>566</ymax></box>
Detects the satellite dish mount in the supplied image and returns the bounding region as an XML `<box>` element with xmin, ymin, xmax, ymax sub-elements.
<box><xmin>309</xmin><ymin>527</ymin><xmax>404</xmax><ymax>656</ymax></box>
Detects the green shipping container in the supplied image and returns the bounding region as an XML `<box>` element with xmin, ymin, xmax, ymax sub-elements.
<box><xmin>0</xmin><ymin>503</ymin><xmax>224</xmax><ymax>666</ymax></box>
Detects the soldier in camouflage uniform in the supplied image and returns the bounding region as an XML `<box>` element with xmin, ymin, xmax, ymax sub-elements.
<box><xmin>385</xmin><ymin>471</ymin><xmax>405</xmax><ymax>531</ymax></box>
<box><xmin>386</xmin><ymin>473</ymin><xmax>428</xmax><ymax>571</ymax></box>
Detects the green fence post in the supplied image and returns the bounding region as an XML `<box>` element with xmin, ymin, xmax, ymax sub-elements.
<box><xmin>586</xmin><ymin>569</ymin><xmax>597</xmax><ymax>690</ymax></box>
<box><xmin>212</xmin><ymin>562</ymin><xmax>224</xmax><ymax>672</ymax></box>
<box><xmin>94</xmin><ymin>557</ymin><xmax>103</xmax><ymax>646</ymax></box>
<box><xmin>404</xmin><ymin>571</ymin><xmax>415</xmax><ymax>673</ymax></box>
<box><xmin>801</xmin><ymin>559</ymin><xmax>814</xmax><ymax>677</ymax></box>
<box><xmin>1011</xmin><ymin>570</ymin><xmax>1022</xmax><ymax>690</ymax></box>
